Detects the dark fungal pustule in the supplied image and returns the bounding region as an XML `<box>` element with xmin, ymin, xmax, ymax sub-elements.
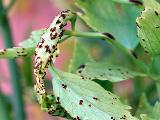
<box><xmin>120</xmin><ymin>115</ymin><xmax>127</xmax><ymax>120</ymax></box>
<box><xmin>93</xmin><ymin>97</ymin><xmax>98</xmax><ymax>100</ymax></box>
<box><xmin>61</xmin><ymin>14</ymin><xmax>66</xmax><ymax>19</ymax></box>
<box><xmin>88</xmin><ymin>104</ymin><xmax>92</xmax><ymax>107</ymax></box>
<box><xmin>77</xmin><ymin>64</ymin><xmax>85</xmax><ymax>70</ymax></box>
<box><xmin>102</xmin><ymin>32</ymin><xmax>115</xmax><ymax>40</ymax></box>
<box><xmin>57</xmin><ymin>97</ymin><xmax>60</xmax><ymax>103</ymax></box>
<box><xmin>50</xmin><ymin>27</ymin><xmax>56</xmax><ymax>32</ymax></box>
<box><xmin>113</xmin><ymin>97</ymin><xmax>117</xmax><ymax>100</ymax></box>
<box><xmin>129</xmin><ymin>0</ymin><xmax>143</xmax><ymax>5</ymax></box>
<box><xmin>156</xmin><ymin>26</ymin><xmax>159</xmax><ymax>28</ymax></box>
<box><xmin>142</xmin><ymin>39</ymin><xmax>145</xmax><ymax>42</ymax></box>
<box><xmin>155</xmin><ymin>11</ymin><xmax>159</xmax><ymax>16</ymax></box>
<box><xmin>59</xmin><ymin>24</ymin><xmax>64</xmax><ymax>29</ymax></box>
<box><xmin>130</xmin><ymin>50</ymin><xmax>138</xmax><ymax>59</ymax></box>
<box><xmin>80</xmin><ymin>75</ymin><xmax>84</xmax><ymax>80</ymax></box>
<box><xmin>38</xmin><ymin>44</ymin><xmax>42</xmax><ymax>48</ymax></box>
<box><xmin>62</xmin><ymin>84</ymin><xmax>67</xmax><ymax>89</ymax></box>
<box><xmin>51</xmin><ymin>32</ymin><xmax>58</xmax><ymax>40</ymax></box>
<box><xmin>77</xmin><ymin>70</ymin><xmax>82</xmax><ymax>73</ymax></box>
<box><xmin>73</xmin><ymin>116</ymin><xmax>80</xmax><ymax>120</ymax></box>
<box><xmin>79</xmin><ymin>100</ymin><xmax>83</xmax><ymax>105</ymax></box>
<box><xmin>56</xmin><ymin>19</ymin><xmax>61</xmax><ymax>24</ymax></box>
<box><xmin>59</xmin><ymin>29</ymin><xmax>65</xmax><ymax>39</ymax></box>
<box><xmin>136</xmin><ymin>22</ymin><xmax>141</xmax><ymax>28</ymax></box>
<box><xmin>45</xmin><ymin>45</ymin><xmax>51</xmax><ymax>53</ymax></box>
<box><xmin>110</xmin><ymin>116</ymin><xmax>115</xmax><ymax>120</ymax></box>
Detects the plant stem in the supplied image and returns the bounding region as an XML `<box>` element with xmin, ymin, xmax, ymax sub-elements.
<box><xmin>0</xmin><ymin>93</ymin><xmax>10</xmax><ymax>120</ymax></box>
<box><xmin>22</xmin><ymin>56</ymin><xmax>33</xmax><ymax>86</ymax></box>
<box><xmin>64</xmin><ymin>30</ymin><xmax>149</xmax><ymax>73</ymax></box>
<box><xmin>0</xmin><ymin>1</ymin><xmax>25</xmax><ymax>120</ymax></box>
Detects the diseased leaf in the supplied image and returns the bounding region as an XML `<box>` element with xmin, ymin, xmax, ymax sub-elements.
<box><xmin>76</xmin><ymin>0</ymin><xmax>141</xmax><ymax>49</ymax></box>
<box><xmin>69</xmin><ymin>40</ymin><xmax>93</xmax><ymax>73</ymax></box>
<box><xmin>77</xmin><ymin>62</ymin><xmax>146</xmax><ymax>82</ymax></box>
<box><xmin>136</xmin><ymin>0</ymin><xmax>160</xmax><ymax>56</ymax></box>
<box><xmin>50</xmin><ymin>67</ymin><xmax>138</xmax><ymax>120</ymax></box>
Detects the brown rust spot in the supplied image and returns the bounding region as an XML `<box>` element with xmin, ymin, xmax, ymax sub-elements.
<box><xmin>62</xmin><ymin>84</ymin><xmax>67</xmax><ymax>89</ymax></box>
<box><xmin>79</xmin><ymin>100</ymin><xmax>83</xmax><ymax>105</ymax></box>
<box><xmin>93</xmin><ymin>97</ymin><xmax>98</xmax><ymax>100</ymax></box>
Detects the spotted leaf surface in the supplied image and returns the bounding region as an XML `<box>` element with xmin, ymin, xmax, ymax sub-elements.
<box><xmin>50</xmin><ymin>67</ymin><xmax>138</xmax><ymax>120</ymax></box>
<box><xmin>76</xmin><ymin>0</ymin><xmax>141</xmax><ymax>49</ymax></box>
<box><xmin>136</xmin><ymin>0</ymin><xmax>160</xmax><ymax>56</ymax></box>
<box><xmin>77</xmin><ymin>62</ymin><xmax>146</xmax><ymax>82</ymax></box>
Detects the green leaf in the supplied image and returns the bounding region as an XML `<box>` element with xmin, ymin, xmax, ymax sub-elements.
<box><xmin>50</xmin><ymin>67</ymin><xmax>138</xmax><ymax>120</ymax></box>
<box><xmin>69</xmin><ymin>39</ymin><xmax>93</xmax><ymax>73</ymax></box>
<box><xmin>75</xmin><ymin>0</ymin><xmax>141</xmax><ymax>49</ymax></box>
<box><xmin>76</xmin><ymin>62</ymin><xmax>146</xmax><ymax>82</ymax></box>
<box><xmin>136</xmin><ymin>0</ymin><xmax>160</xmax><ymax>56</ymax></box>
<box><xmin>136</xmin><ymin>94</ymin><xmax>160</xmax><ymax>120</ymax></box>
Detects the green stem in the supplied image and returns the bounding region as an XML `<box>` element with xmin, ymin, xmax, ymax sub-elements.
<box><xmin>22</xmin><ymin>56</ymin><xmax>33</xmax><ymax>86</ymax></box>
<box><xmin>156</xmin><ymin>81</ymin><xmax>160</xmax><ymax>100</ymax></box>
<box><xmin>64</xmin><ymin>30</ymin><xmax>149</xmax><ymax>73</ymax></box>
<box><xmin>0</xmin><ymin>93</ymin><xmax>10</xmax><ymax>120</ymax></box>
<box><xmin>0</xmin><ymin>1</ymin><xmax>25</xmax><ymax>120</ymax></box>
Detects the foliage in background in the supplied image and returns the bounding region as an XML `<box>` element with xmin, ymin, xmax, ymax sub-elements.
<box><xmin>0</xmin><ymin>0</ymin><xmax>160</xmax><ymax>120</ymax></box>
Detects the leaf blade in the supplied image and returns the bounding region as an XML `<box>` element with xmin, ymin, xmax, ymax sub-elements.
<box><xmin>77</xmin><ymin>62</ymin><xmax>146</xmax><ymax>82</ymax></box>
<box><xmin>76</xmin><ymin>0</ymin><xmax>141</xmax><ymax>49</ymax></box>
<box><xmin>136</xmin><ymin>0</ymin><xmax>160</xmax><ymax>56</ymax></box>
<box><xmin>50</xmin><ymin>67</ymin><xmax>138</xmax><ymax>120</ymax></box>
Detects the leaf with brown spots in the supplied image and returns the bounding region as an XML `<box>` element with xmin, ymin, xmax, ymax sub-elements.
<box><xmin>136</xmin><ymin>0</ymin><xmax>160</xmax><ymax>56</ymax></box>
<box><xmin>50</xmin><ymin>67</ymin><xmax>138</xmax><ymax>120</ymax></box>
<box><xmin>77</xmin><ymin>62</ymin><xmax>146</xmax><ymax>82</ymax></box>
